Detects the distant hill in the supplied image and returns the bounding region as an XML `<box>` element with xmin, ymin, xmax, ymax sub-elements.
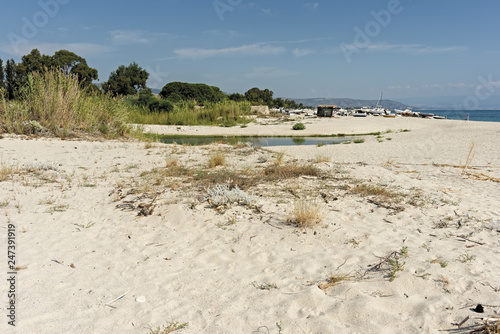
<box><xmin>290</xmin><ymin>98</ymin><xmax>410</xmax><ymax>110</ymax></box>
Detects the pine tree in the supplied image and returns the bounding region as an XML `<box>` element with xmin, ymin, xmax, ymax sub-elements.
<box><xmin>5</xmin><ymin>59</ymin><xmax>17</xmax><ymax>100</ymax></box>
<box><xmin>0</xmin><ymin>58</ymin><xmax>4</xmax><ymax>92</ymax></box>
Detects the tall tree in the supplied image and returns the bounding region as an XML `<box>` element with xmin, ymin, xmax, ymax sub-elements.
<box><xmin>52</xmin><ymin>50</ymin><xmax>97</xmax><ymax>85</ymax></box>
<box><xmin>102</xmin><ymin>62</ymin><xmax>149</xmax><ymax>96</ymax></box>
<box><xmin>228</xmin><ymin>93</ymin><xmax>246</xmax><ymax>102</ymax></box>
<box><xmin>0</xmin><ymin>58</ymin><xmax>4</xmax><ymax>92</ymax></box>
<box><xmin>17</xmin><ymin>49</ymin><xmax>53</xmax><ymax>75</ymax></box>
<box><xmin>245</xmin><ymin>87</ymin><xmax>273</xmax><ymax>105</ymax></box>
<box><xmin>5</xmin><ymin>59</ymin><xmax>17</xmax><ymax>99</ymax></box>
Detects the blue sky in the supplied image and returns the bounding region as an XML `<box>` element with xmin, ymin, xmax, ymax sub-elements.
<box><xmin>1</xmin><ymin>0</ymin><xmax>500</xmax><ymax>105</ymax></box>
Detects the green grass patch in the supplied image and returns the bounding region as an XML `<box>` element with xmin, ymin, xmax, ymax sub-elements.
<box><xmin>128</xmin><ymin>100</ymin><xmax>252</xmax><ymax>126</ymax></box>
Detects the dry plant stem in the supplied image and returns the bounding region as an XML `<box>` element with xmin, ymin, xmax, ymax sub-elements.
<box><xmin>461</xmin><ymin>141</ymin><xmax>475</xmax><ymax>176</ymax></box>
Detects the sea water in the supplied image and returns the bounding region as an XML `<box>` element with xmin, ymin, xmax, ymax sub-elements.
<box><xmin>427</xmin><ymin>110</ymin><xmax>500</xmax><ymax>122</ymax></box>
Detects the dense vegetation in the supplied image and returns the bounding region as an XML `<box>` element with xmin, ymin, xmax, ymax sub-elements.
<box><xmin>0</xmin><ymin>48</ymin><xmax>305</xmax><ymax>136</ymax></box>
<box><xmin>0</xmin><ymin>70</ymin><xmax>129</xmax><ymax>138</ymax></box>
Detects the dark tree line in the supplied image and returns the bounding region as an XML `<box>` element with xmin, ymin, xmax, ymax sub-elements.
<box><xmin>229</xmin><ymin>87</ymin><xmax>303</xmax><ymax>109</ymax></box>
<box><xmin>1</xmin><ymin>49</ymin><xmax>302</xmax><ymax>110</ymax></box>
<box><xmin>0</xmin><ymin>49</ymin><xmax>98</xmax><ymax>99</ymax></box>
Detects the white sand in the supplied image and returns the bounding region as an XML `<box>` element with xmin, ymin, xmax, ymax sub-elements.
<box><xmin>1</xmin><ymin>117</ymin><xmax>499</xmax><ymax>333</ymax></box>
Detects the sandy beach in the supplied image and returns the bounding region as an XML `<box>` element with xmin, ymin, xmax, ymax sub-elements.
<box><xmin>1</xmin><ymin>117</ymin><xmax>499</xmax><ymax>333</ymax></box>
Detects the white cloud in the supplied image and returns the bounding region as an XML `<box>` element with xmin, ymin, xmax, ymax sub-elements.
<box><xmin>332</xmin><ymin>43</ymin><xmax>466</xmax><ymax>55</ymax></box>
<box><xmin>174</xmin><ymin>43</ymin><xmax>285</xmax><ymax>59</ymax></box>
<box><xmin>366</xmin><ymin>43</ymin><xmax>467</xmax><ymax>54</ymax></box>
<box><xmin>108</xmin><ymin>30</ymin><xmax>152</xmax><ymax>45</ymax></box>
<box><xmin>304</xmin><ymin>2</ymin><xmax>320</xmax><ymax>11</ymax></box>
<box><xmin>245</xmin><ymin>67</ymin><xmax>297</xmax><ymax>78</ymax></box>
<box><xmin>203</xmin><ymin>30</ymin><xmax>238</xmax><ymax>38</ymax></box>
<box><xmin>260</xmin><ymin>8</ymin><xmax>273</xmax><ymax>16</ymax></box>
<box><xmin>0</xmin><ymin>42</ymin><xmax>112</xmax><ymax>57</ymax></box>
<box><xmin>292</xmin><ymin>48</ymin><xmax>315</xmax><ymax>57</ymax></box>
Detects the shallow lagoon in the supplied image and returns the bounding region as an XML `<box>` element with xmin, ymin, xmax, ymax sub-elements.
<box><xmin>156</xmin><ymin>136</ymin><xmax>356</xmax><ymax>146</ymax></box>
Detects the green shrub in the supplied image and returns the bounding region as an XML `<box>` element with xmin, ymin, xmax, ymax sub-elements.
<box><xmin>292</xmin><ymin>122</ymin><xmax>306</xmax><ymax>130</ymax></box>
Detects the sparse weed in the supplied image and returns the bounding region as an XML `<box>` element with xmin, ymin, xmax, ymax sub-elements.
<box><xmin>0</xmin><ymin>197</ymin><xmax>10</xmax><ymax>207</ymax></box>
<box><xmin>38</xmin><ymin>197</ymin><xmax>56</xmax><ymax>205</ymax></box>
<box><xmin>347</xmin><ymin>238</ymin><xmax>360</xmax><ymax>248</ymax></box>
<box><xmin>458</xmin><ymin>253</ymin><xmax>475</xmax><ymax>264</ymax></box>
<box><xmin>318</xmin><ymin>273</ymin><xmax>350</xmax><ymax>290</ymax></box>
<box><xmin>429</xmin><ymin>257</ymin><xmax>448</xmax><ymax>268</ymax></box>
<box><xmin>252</xmin><ymin>281</ymin><xmax>278</xmax><ymax>290</ymax></box>
<box><xmin>74</xmin><ymin>222</ymin><xmax>96</xmax><ymax>231</ymax></box>
<box><xmin>148</xmin><ymin>321</ymin><xmax>188</xmax><ymax>334</ymax></box>
<box><xmin>46</xmin><ymin>204</ymin><xmax>69</xmax><ymax>213</ymax></box>
<box><xmin>365</xmin><ymin>246</ymin><xmax>408</xmax><ymax>281</ymax></box>
<box><xmin>437</xmin><ymin>275</ymin><xmax>450</xmax><ymax>286</ymax></box>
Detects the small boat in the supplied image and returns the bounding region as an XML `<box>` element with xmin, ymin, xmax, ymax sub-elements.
<box><xmin>353</xmin><ymin>111</ymin><xmax>367</xmax><ymax>117</ymax></box>
<box><xmin>395</xmin><ymin>108</ymin><xmax>416</xmax><ymax>117</ymax></box>
<box><xmin>433</xmin><ymin>115</ymin><xmax>446</xmax><ymax>119</ymax></box>
<box><xmin>418</xmin><ymin>112</ymin><xmax>435</xmax><ymax>118</ymax></box>
<box><xmin>383</xmin><ymin>113</ymin><xmax>397</xmax><ymax>118</ymax></box>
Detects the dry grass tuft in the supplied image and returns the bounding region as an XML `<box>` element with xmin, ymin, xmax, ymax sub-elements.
<box><xmin>264</xmin><ymin>164</ymin><xmax>321</xmax><ymax>180</ymax></box>
<box><xmin>165</xmin><ymin>157</ymin><xmax>179</xmax><ymax>168</ymax></box>
<box><xmin>194</xmin><ymin>168</ymin><xmax>257</xmax><ymax>190</ymax></box>
<box><xmin>208</xmin><ymin>151</ymin><xmax>226</xmax><ymax>168</ymax></box>
<box><xmin>273</xmin><ymin>151</ymin><xmax>286</xmax><ymax>166</ymax></box>
<box><xmin>286</xmin><ymin>199</ymin><xmax>325</xmax><ymax>228</ymax></box>
<box><xmin>0</xmin><ymin>161</ymin><xmax>20</xmax><ymax>181</ymax></box>
<box><xmin>350</xmin><ymin>184</ymin><xmax>399</xmax><ymax>199</ymax></box>
<box><xmin>314</xmin><ymin>154</ymin><xmax>331</xmax><ymax>163</ymax></box>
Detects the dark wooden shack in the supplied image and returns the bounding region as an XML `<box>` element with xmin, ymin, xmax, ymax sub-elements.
<box><xmin>317</xmin><ymin>105</ymin><xmax>337</xmax><ymax>117</ymax></box>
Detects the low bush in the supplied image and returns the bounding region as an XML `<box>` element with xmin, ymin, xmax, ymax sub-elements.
<box><xmin>292</xmin><ymin>122</ymin><xmax>306</xmax><ymax>130</ymax></box>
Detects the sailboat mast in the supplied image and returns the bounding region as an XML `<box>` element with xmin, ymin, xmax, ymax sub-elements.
<box><xmin>376</xmin><ymin>92</ymin><xmax>383</xmax><ymax>108</ymax></box>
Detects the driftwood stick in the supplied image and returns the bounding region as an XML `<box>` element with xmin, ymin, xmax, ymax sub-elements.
<box><xmin>457</xmin><ymin>237</ymin><xmax>484</xmax><ymax>245</ymax></box>
<box><xmin>105</xmin><ymin>290</ymin><xmax>130</xmax><ymax>306</ymax></box>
